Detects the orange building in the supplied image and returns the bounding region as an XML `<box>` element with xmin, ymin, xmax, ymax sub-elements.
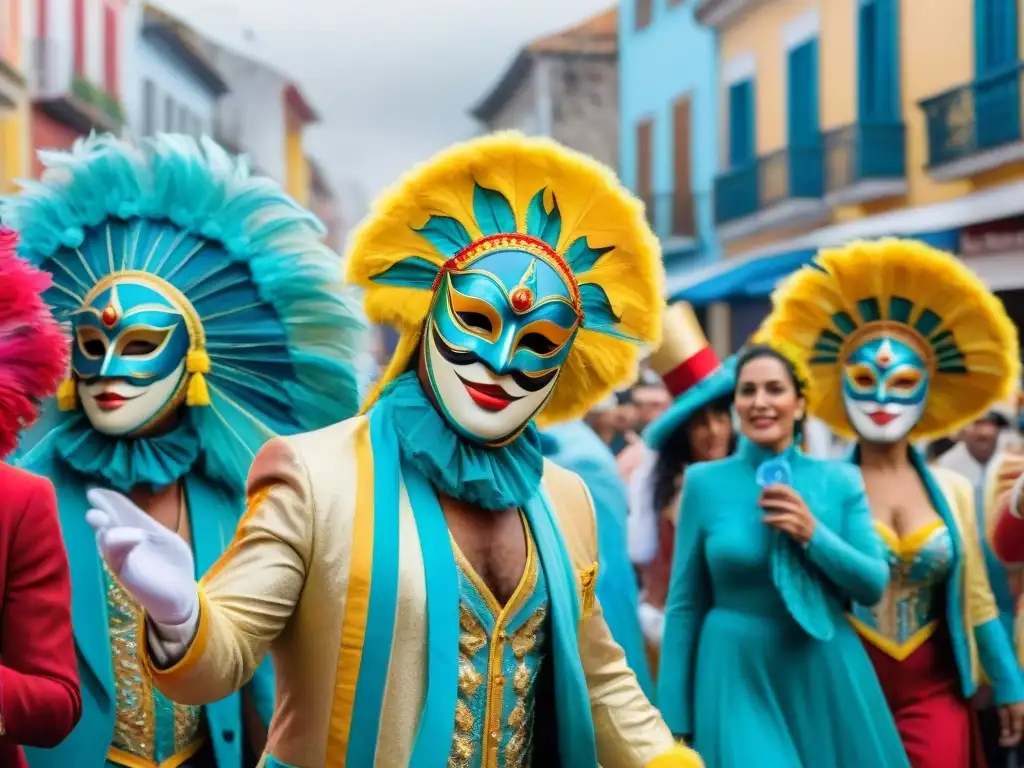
<box><xmin>676</xmin><ymin>0</ymin><xmax>1024</xmax><ymax>353</ymax></box>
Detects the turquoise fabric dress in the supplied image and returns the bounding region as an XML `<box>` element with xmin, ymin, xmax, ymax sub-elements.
<box><xmin>659</xmin><ymin>440</ymin><xmax>909</xmax><ymax>767</ymax></box>
<box><xmin>540</xmin><ymin>421</ymin><xmax>655</xmax><ymax>700</ymax></box>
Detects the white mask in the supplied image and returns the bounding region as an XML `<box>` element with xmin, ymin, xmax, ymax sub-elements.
<box><xmin>78</xmin><ymin>360</ymin><xmax>186</xmax><ymax>436</ymax></box>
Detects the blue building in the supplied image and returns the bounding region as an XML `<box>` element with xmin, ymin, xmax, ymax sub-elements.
<box><xmin>618</xmin><ymin>0</ymin><xmax>719</xmax><ymax>288</ymax></box>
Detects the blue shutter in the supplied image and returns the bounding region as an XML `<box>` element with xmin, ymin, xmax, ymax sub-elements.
<box><xmin>787</xmin><ymin>39</ymin><xmax>820</xmax><ymax>148</ymax></box>
<box><xmin>976</xmin><ymin>0</ymin><xmax>1020</xmax><ymax>75</ymax></box>
<box><xmin>858</xmin><ymin>1</ymin><xmax>878</xmax><ymax>119</ymax></box>
<box><xmin>728</xmin><ymin>79</ymin><xmax>755</xmax><ymax>166</ymax></box>
<box><xmin>858</xmin><ymin>0</ymin><xmax>900</xmax><ymax>122</ymax></box>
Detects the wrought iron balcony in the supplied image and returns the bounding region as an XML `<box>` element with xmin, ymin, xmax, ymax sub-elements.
<box><xmin>920</xmin><ymin>64</ymin><xmax>1024</xmax><ymax>180</ymax></box>
<box><xmin>638</xmin><ymin>190</ymin><xmax>701</xmax><ymax>245</ymax></box>
<box><xmin>26</xmin><ymin>39</ymin><xmax>123</xmax><ymax>134</ymax></box>
<box><xmin>713</xmin><ymin>144</ymin><xmax>828</xmax><ymax>240</ymax></box>
<box><xmin>823</xmin><ymin>122</ymin><xmax>907</xmax><ymax>204</ymax></box>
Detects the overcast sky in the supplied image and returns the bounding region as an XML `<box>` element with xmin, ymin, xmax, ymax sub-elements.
<box><xmin>159</xmin><ymin>0</ymin><xmax>614</xmax><ymax>219</ymax></box>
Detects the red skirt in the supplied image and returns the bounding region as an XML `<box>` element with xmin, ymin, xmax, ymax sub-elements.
<box><xmin>863</xmin><ymin>630</ymin><xmax>986</xmax><ymax>767</ymax></box>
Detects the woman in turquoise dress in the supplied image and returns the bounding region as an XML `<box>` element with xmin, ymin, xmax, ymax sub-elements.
<box><xmin>762</xmin><ymin>238</ymin><xmax>1024</xmax><ymax>766</ymax></box>
<box><xmin>659</xmin><ymin>341</ymin><xmax>909</xmax><ymax>767</ymax></box>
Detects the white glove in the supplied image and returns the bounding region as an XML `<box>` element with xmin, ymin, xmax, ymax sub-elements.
<box><xmin>638</xmin><ymin>601</ymin><xmax>665</xmax><ymax>645</ymax></box>
<box><xmin>86</xmin><ymin>488</ymin><xmax>198</xmax><ymax>628</ymax></box>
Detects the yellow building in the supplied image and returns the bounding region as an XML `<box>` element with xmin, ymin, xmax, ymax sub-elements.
<box><xmin>680</xmin><ymin>0</ymin><xmax>1024</xmax><ymax>351</ymax></box>
<box><xmin>0</xmin><ymin>0</ymin><xmax>29</xmax><ymax>194</ymax></box>
<box><xmin>283</xmin><ymin>83</ymin><xmax>318</xmax><ymax>207</ymax></box>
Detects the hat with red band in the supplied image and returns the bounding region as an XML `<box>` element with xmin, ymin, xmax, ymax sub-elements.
<box><xmin>642</xmin><ymin>302</ymin><xmax>737</xmax><ymax>451</ymax></box>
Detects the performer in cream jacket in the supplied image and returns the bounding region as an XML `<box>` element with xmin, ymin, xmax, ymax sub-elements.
<box><xmin>84</xmin><ymin>134</ymin><xmax>702</xmax><ymax>768</ymax></box>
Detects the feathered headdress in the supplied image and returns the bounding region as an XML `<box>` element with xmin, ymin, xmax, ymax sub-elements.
<box><xmin>761</xmin><ymin>238</ymin><xmax>1019</xmax><ymax>441</ymax></box>
<box><xmin>0</xmin><ymin>228</ymin><xmax>68</xmax><ymax>460</ymax></box>
<box><xmin>346</xmin><ymin>131</ymin><xmax>664</xmax><ymax>425</ymax></box>
<box><xmin>1</xmin><ymin>133</ymin><xmax>365</xmax><ymax>491</ymax></box>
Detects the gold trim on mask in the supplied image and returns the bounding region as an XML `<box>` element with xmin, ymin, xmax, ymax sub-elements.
<box><xmin>446</xmin><ymin>282</ymin><xmax>503</xmax><ymax>344</ymax></box>
<box><xmin>80</xmin><ymin>271</ymin><xmax>205</xmax><ymax>350</ymax></box>
<box><xmin>511</xmin><ymin>319</ymin><xmax>575</xmax><ymax>359</ymax></box>
<box><xmin>842</xmin><ymin>321</ymin><xmax>934</xmax><ymax>373</ymax></box>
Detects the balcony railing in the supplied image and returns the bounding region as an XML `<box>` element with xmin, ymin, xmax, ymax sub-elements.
<box><xmin>27</xmin><ymin>40</ymin><xmax>123</xmax><ymax>132</ymax></box>
<box><xmin>714</xmin><ymin>144</ymin><xmax>824</xmax><ymax>224</ymax></box>
<box><xmin>638</xmin><ymin>190</ymin><xmax>700</xmax><ymax>242</ymax></box>
<box><xmin>921</xmin><ymin>64</ymin><xmax>1024</xmax><ymax>170</ymax></box>
<box><xmin>824</xmin><ymin>122</ymin><xmax>905</xmax><ymax>194</ymax></box>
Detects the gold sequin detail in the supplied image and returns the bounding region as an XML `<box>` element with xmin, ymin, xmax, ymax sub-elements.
<box><xmin>450</xmin><ymin>607</ymin><xmax>488</xmax><ymax>768</ymax></box>
<box><xmin>107</xmin><ymin>567</ymin><xmax>155</xmax><ymax>758</ymax></box>
<box><xmin>105</xmin><ymin>563</ymin><xmax>205</xmax><ymax>765</ymax></box>
<box><xmin>504</xmin><ymin>606</ymin><xmax>546</xmax><ymax>767</ymax></box>
<box><xmin>579</xmin><ymin>561</ymin><xmax>598</xmax><ymax>619</ymax></box>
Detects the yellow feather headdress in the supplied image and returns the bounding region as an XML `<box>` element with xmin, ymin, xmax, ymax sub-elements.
<box><xmin>345</xmin><ymin>132</ymin><xmax>664</xmax><ymax>426</ymax></box>
<box><xmin>761</xmin><ymin>238</ymin><xmax>1020</xmax><ymax>441</ymax></box>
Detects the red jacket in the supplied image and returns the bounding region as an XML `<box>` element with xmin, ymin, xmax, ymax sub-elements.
<box><xmin>0</xmin><ymin>463</ymin><xmax>81</xmax><ymax>766</ymax></box>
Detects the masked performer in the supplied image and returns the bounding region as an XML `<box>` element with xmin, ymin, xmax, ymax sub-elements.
<box><xmin>3</xmin><ymin>134</ymin><xmax>364</xmax><ymax>768</ymax></box>
<box><xmin>539</xmin><ymin>420</ymin><xmax>655</xmax><ymax>701</ymax></box>
<box><xmin>0</xmin><ymin>228</ymin><xmax>82</xmax><ymax>767</ymax></box>
<box><xmin>761</xmin><ymin>238</ymin><xmax>1024</xmax><ymax>766</ymax></box>
<box><xmin>83</xmin><ymin>133</ymin><xmax>703</xmax><ymax>768</ymax></box>
<box><xmin>627</xmin><ymin>303</ymin><xmax>735</xmax><ymax>670</ymax></box>
<box><xmin>658</xmin><ymin>336</ymin><xmax>908</xmax><ymax>767</ymax></box>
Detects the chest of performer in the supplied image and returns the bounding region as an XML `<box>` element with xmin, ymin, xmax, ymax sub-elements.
<box><xmin>446</xmin><ymin>502</ymin><xmax>552</xmax><ymax>768</ymax></box>
<box><xmin>849</xmin><ymin>518</ymin><xmax>954</xmax><ymax>659</ymax></box>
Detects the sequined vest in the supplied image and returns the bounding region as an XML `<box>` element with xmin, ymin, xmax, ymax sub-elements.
<box><xmin>849</xmin><ymin>520</ymin><xmax>954</xmax><ymax>659</ymax></box>
<box><xmin>103</xmin><ymin>564</ymin><xmax>207</xmax><ymax>767</ymax></box>
<box><xmin>450</xmin><ymin>515</ymin><xmax>550</xmax><ymax>768</ymax></box>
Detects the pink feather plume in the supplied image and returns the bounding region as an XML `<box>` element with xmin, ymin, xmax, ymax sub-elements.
<box><xmin>0</xmin><ymin>227</ymin><xmax>69</xmax><ymax>459</ymax></box>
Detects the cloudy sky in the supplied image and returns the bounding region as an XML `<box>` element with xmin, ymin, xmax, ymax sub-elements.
<box><xmin>160</xmin><ymin>0</ymin><xmax>614</xmax><ymax>218</ymax></box>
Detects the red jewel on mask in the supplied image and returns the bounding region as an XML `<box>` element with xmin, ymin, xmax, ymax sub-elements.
<box><xmin>101</xmin><ymin>305</ymin><xmax>118</xmax><ymax>327</ymax></box>
<box><xmin>510</xmin><ymin>287</ymin><xmax>534</xmax><ymax>312</ymax></box>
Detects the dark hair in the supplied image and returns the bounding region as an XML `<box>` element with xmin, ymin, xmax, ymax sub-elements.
<box><xmin>651</xmin><ymin>394</ymin><xmax>735</xmax><ymax>514</ymax></box>
<box><xmin>736</xmin><ymin>344</ymin><xmax>807</xmax><ymax>438</ymax></box>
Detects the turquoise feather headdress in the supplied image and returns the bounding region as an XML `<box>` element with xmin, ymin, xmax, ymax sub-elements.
<box><xmin>1</xmin><ymin>133</ymin><xmax>365</xmax><ymax>492</ymax></box>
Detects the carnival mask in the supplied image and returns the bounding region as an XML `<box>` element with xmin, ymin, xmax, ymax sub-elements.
<box><xmin>425</xmin><ymin>245</ymin><xmax>581</xmax><ymax>444</ymax></box>
<box><xmin>842</xmin><ymin>336</ymin><xmax>929</xmax><ymax>443</ymax></box>
<box><xmin>71</xmin><ymin>277</ymin><xmax>191</xmax><ymax>436</ymax></box>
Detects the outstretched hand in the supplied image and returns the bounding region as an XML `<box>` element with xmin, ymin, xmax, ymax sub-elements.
<box><xmin>86</xmin><ymin>488</ymin><xmax>198</xmax><ymax>627</ymax></box>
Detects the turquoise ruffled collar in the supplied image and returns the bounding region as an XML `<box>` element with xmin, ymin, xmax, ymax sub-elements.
<box><xmin>49</xmin><ymin>414</ymin><xmax>202</xmax><ymax>492</ymax></box>
<box><xmin>378</xmin><ymin>371</ymin><xmax>544</xmax><ymax>511</ymax></box>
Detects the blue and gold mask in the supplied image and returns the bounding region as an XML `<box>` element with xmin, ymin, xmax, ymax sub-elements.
<box><xmin>842</xmin><ymin>335</ymin><xmax>930</xmax><ymax>443</ymax></box>
<box><xmin>424</xmin><ymin>234</ymin><xmax>583</xmax><ymax>445</ymax></box>
<box><xmin>70</xmin><ymin>274</ymin><xmax>200</xmax><ymax>436</ymax></box>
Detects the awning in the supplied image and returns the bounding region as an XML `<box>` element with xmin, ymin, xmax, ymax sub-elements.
<box><xmin>668</xmin><ymin>179</ymin><xmax>1024</xmax><ymax>304</ymax></box>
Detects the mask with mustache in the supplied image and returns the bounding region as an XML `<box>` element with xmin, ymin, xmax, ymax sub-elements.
<box><xmin>425</xmin><ymin>245</ymin><xmax>581</xmax><ymax>445</ymax></box>
<box><xmin>842</xmin><ymin>336</ymin><xmax>930</xmax><ymax>444</ymax></box>
<box><xmin>72</xmin><ymin>278</ymin><xmax>193</xmax><ymax>436</ymax></box>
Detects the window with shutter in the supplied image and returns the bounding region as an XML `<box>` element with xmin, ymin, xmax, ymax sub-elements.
<box><xmin>636</xmin><ymin>118</ymin><xmax>654</xmax><ymax>196</ymax></box>
<box><xmin>728</xmin><ymin>79</ymin><xmax>755</xmax><ymax>167</ymax></box>
<box><xmin>103</xmin><ymin>3</ymin><xmax>118</xmax><ymax>97</ymax></box>
<box><xmin>975</xmin><ymin>0</ymin><xmax>1019</xmax><ymax>75</ymax></box>
<box><xmin>858</xmin><ymin>0</ymin><xmax>900</xmax><ymax>122</ymax></box>
<box><xmin>142</xmin><ymin>80</ymin><xmax>156</xmax><ymax>136</ymax></box>
<box><xmin>786</xmin><ymin>38</ymin><xmax>820</xmax><ymax>148</ymax></box>
<box><xmin>671</xmin><ymin>97</ymin><xmax>695</xmax><ymax>237</ymax></box>
<box><xmin>635</xmin><ymin>0</ymin><xmax>653</xmax><ymax>30</ymax></box>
